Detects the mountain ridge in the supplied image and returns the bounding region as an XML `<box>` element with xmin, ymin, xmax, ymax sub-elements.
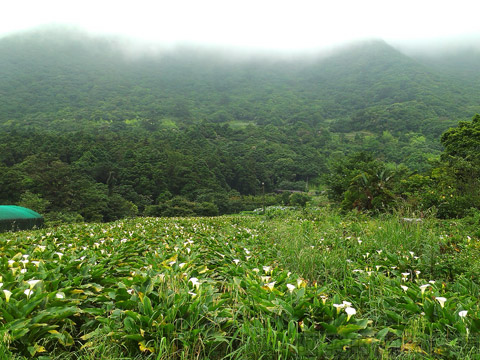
<box><xmin>1</xmin><ymin>27</ymin><xmax>479</xmax><ymax>136</ymax></box>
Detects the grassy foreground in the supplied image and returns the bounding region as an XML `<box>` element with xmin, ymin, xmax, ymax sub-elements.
<box><xmin>1</xmin><ymin>207</ymin><xmax>480</xmax><ymax>359</ymax></box>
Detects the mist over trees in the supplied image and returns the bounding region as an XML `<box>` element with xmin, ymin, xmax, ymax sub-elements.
<box><xmin>1</xmin><ymin>28</ymin><xmax>480</xmax><ymax>222</ymax></box>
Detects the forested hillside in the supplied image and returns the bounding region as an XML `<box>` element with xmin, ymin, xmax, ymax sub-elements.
<box><xmin>1</xmin><ymin>27</ymin><xmax>479</xmax><ymax>222</ymax></box>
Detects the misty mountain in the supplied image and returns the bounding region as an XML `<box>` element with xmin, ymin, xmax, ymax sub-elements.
<box><xmin>0</xmin><ymin>27</ymin><xmax>479</xmax><ymax>137</ymax></box>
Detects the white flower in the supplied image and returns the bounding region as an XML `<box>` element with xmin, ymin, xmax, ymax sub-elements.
<box><xmin>459</xmin><ymin>310</ymin><xmax>468</xmax><ymax>318</ymax></box>
<box><xmin>179</xmin><ymin>263</ymin><xmax>187</xmax><ymax>269</ymax></box>
<box><xmin>265</xmin><ymin>282</ymin><xmax>276</xmax><ymax>291</ymax></box>
<box><xmin>56</xmin><ymin>292</ymin><xmax>65</xmax><ymax>299</ymax></box>
<box><xmin>188</xmin><ymin>291</ymin><xmax>197</xmax><ymax>298</ymax></box>
<box><xmin>189</xmin><ymin>277</ymin><xmax>201</xmax><ymax>289</ymax></box>
<box><xmin>345</xmin><ymin>307</ymin><xmax>356</xmax><ymax>321</ymax></box>
<box><xmin>415</xmin><ymin>270</ymin><xmax>421</xmax><ymax>277</ymax></box>
<box><xmin>320</xmin><ymin>295</ymin><xmax>328</xmax><ymax>304</ymax></box>
<box><xmin>435</xmin><ymin>296</ymin><xmax>447</xmax><ymax>308</ymax></box>
<box><xmin>20</xmin><ymin>259</ymin><xmax>29</xmax><ymax>267</ymax></box>
<box><xmin>401</xmin><ymin>285</ymin><xmax>408</xmax><ymax>292</ymax></box>
<box><xmin>27</xmin><ymin>279</ymin><xmax>41</xmax><ymax>290</ymax></box>
<box><xmin>263</xmin><ymin>266</ymin><xmax>272</xmax><ymax>274</ymax></box>
<box><xmin>233</xmin><ymin>259</ymin><xmax>240</xmax><ymax>265</ymax></box>
<box><xmin>252</xmin><ymin>268</ymin><xmax>260</xmax><ymax>273</ymax></box>
<box><xmin>7</xmin><ymin>260</ymin><xmax>15</xmax><ymax>267</ymax></box>
<box><xmin>419</xmin><ymin>284</ymin><xmax>430</xmax><ymax>294</ymax></box>
<box><xmin>244</xmin><ymin>248</ymin><xmax>250</xmax><ymax>255</ymax></box>
<box><xmin>54</xmin><ymin>252</ymin><xmax>63</xmax><ymax>260</ymax></box>
<box><xmin>0</xmin><ymin>283</ymin><xmax>2</xmax><ymax>288</ymax></box>
<box><xmin>297</xmin><ymin>278</ymin><xmax>307</xmax><ymax>287</ymax></box>
<box><xmin>342</xmin><ymin>301</ymin><xmax>352</xmax><ymax>307</ymax></box>
<box><xmin>333</xmin><ymin>303</ymin><xmax>344</xmax><ymax>312</ymax></box>
<box><xmin>24</xmin><ymin>289</ymin><xmax>33</xmax><ymax>298</ymax></box>
<box><xmin>3</xmin><ymin>290</ymin><xmax>12</xmax><ymax>302</ymax></box>
<box><xmin>286</xmin><ymin>284</ymin><xmax>295</xmax><ymax>293</ymax></box>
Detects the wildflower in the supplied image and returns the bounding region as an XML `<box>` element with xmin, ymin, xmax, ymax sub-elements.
<box><xmin>415</xmin><ymin>270</ymin><xmax>421</xmax><ymax>277</ymax></box>
<box><xmin>233</xmin><ymin>259</ymin><xmax>240</xmax><ymax>265</ymax></box>
<box><xmin>189</xmin><ymin>277</ymin><xmax>201</xmax><ymax>289</ymax></box>
<box><xmin>286</xmin><ymin>284</ymin><xmax>295</xmax><ymax>293</ymax></box>
<box><xmin>419</xmin><ymin>284</ymin><xmax>430</xmax><ymax>294</ymax></box>
<box><xmin>0</xmin><ymin>283</ymin><xmax>2</xmax><ymax>288</ymax></box>
<box><xmin>459</xmin><ymin>310</ymin><xmax>468</xmax><ymax>318</ymax></box>
<box><xmin>244</xmin><ymin>248</ymin><xmax>250</xmax><ymax>255</ymax></box>
<box><xmin>342</xmin><ymin>301</ymin><xmax>352</xmax><ymax>307</ymax></box>
<box><xmin>435</xmin><ymin>296</ymin><xmax>447</xmax><ymax>308</ymax></box>
<box><xmin>265</xmin><ymin>282</ymin><xmax>276</xmax><ymax>291</ymax></box>
<box><xmin>36</xmin><ymin>245</ymin><xmax>46</xmax><ymax>252</ymax></box>
<box><xmin>179</xmin><ymin>263</ymin><xmax>187</xmax><ymax>269</ymax></box>
<box><xmin>27</xmin><ymin>279</ymin><xmax>41</xmax><ymax>290</ymax></box>
<box><xmin>56</xmin><ymin>292</ymin><xmax>65</xmax><ymax>299</ymax></box>
<box><xmin>375</xmin><ymin>265</ymin><xmax>382</xmax><ymax>271</ymax></box>
<box><xmin>297</xmin><ymin>278</ymin><xmax>307</xmax><ymax>287</ymax></box>
<box><xmin>320</xmin><ymin>295</ymin><xmax>328</xmax><ymax>304</ymax></box>
<box><xmin>252</xmin><ymin>268</ymin><xmax>260</xmax><ymax>273</ymax></box>
<box><xmin>263</xmin><ymin>266</ymin><xmax>272</xmax><ymax>274</ymax></box>
<box><xmin>333</xmin><ymin>304</ymin><xmax>344</xmax><ymax>313</ymax></box>
<box><xmin>20</xmin><ymin>259</ymin><xmax>29</xmax><ymax>267</ymax></box>
<box><xmin>401</xmin><ymin>272</ymin><xmax>410</xmax><ymax>281</ymax></box>
<box><xmin>7</xmin><ymin>260</ymin><xmax>15</xmax><ymax>267</ymax></box>
<box><xmin>188</xmin><ymin>291</ymin><xmax>197</xmax><ymax>298</ymax></box>
<box><xmin>24</xmin><ymin>289</ymin><xmax>33</xmax><ymax>298</ymax></box>
<box><xmin>401</xmin><ymin>285</ymin><xmax>408</xmax><ymax>292</ymax></box>
<box><xmin>345</xmin><ymin>307</ymin><xmax>356</xmax><ymax>321</ymax></box>
<box><xmin>54</xmin><ymin>252</ymin><xmax>63</xmax><ymax>260</ymax></box>
<box><xmin>168</xmin><ymin>260</ymin><xmax>176</xmax><ymax>266</ymax></box>
<box><xmin>3</xmin><ymin>290</ymin><xmax>12</xmax><ymax>302</ymax></box>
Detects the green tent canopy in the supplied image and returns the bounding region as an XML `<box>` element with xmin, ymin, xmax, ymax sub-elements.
<box><xmin>0</xmin><ymin>206</ymin><xmax>44</xmax><ymax>232</ymax></box>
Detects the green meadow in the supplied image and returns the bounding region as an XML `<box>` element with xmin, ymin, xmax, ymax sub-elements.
<box><xmin>1</xmin><ymin>207</ymin><xmax>480</xmax><ymax>359</ymax></box>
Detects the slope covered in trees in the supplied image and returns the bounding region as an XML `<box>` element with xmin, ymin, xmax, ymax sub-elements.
<box><xmin>1</xmin><ymin>27</ymin><xmax>479</xmax><ymax>222</ymax></box>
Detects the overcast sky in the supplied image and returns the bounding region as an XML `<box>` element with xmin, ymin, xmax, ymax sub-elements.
<box><xmin>1</xmin><ymin>0</ymin><xmax>479</xmax><ymax>51</ymax></box>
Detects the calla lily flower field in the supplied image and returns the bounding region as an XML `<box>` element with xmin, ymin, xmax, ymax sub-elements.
<box><xmin>1</xmin><ymin>208</ymin><xmax>480</xmax><ymax>359</ymax></box>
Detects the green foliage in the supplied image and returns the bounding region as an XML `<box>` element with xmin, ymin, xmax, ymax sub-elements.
<box><xmin>1</xmin><ymin>209</ymin><xmax>480</xmax><ymax>359</ymax></box>
<box><xmin>288</xmin><ymin>192</ymin><xmax>311</xmax><ymax>207</ymax></box>
<box><xmin>17</xmin><ymin>192</ymin><xmax>50</xmax><ymax>215</ymax></box>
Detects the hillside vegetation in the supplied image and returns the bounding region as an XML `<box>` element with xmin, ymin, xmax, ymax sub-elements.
<box><xmin>1</xmin><ymin>208</ymin><xmax>480</xmax><ymax>359</ymax></box>
<box><xmin>1</xmin><ymin>27</ymin><xmax>480</xmax><ymax>221</ymax></box>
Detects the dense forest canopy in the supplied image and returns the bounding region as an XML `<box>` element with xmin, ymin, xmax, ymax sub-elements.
<box><xmin>1</xmin><ymin>27</ymin><xmax>480</xmax><ymax>222</ymax></box>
